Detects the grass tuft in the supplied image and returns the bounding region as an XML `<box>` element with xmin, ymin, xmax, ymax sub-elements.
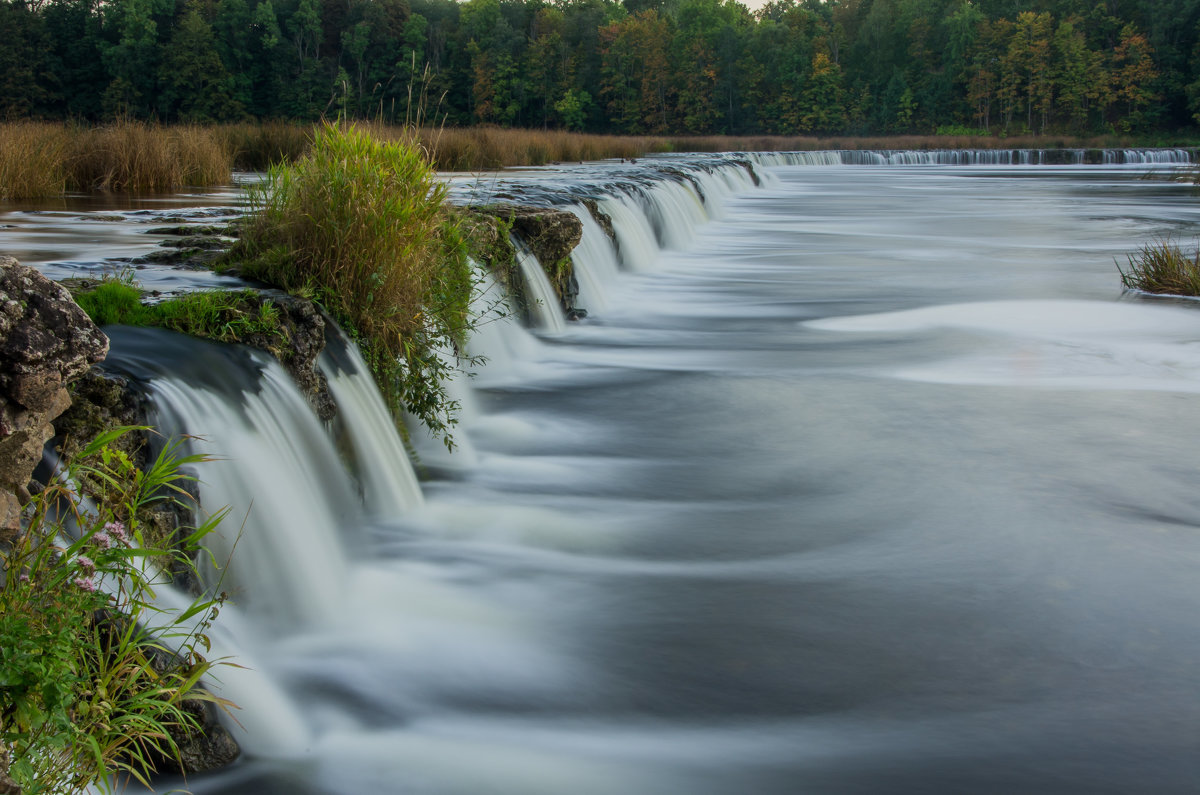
<box><xmin>1118</xmin><ymin>238</ymin><xmax>1200</xmax><ymax>296</ymax></box>
<box><xmin>226</xmin><ymin>122</ymin><xmax>479</xmax><ymax>444</ymax></box>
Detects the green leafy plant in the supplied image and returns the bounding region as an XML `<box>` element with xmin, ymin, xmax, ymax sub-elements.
<box><xmin>226</xmin><ymin>122</ymin><xmax>483</xmax><ymax>446</ymax></box>
<box><xmin>0</xmin><ymin>427</ymin><xmax>234</xmax><ymax>794</ymax></box>
<box><xmin>1117</xmin><ymin>237</ymin><xmax>1200</xmax><ymax>296</ymax></box>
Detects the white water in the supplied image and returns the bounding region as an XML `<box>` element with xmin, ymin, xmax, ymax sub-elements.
<box><xmin>148</xmin><ymin>367</ymin><xmax>354</xmax><ymax>631</ymax></box>
<box><xmin>318</xmin><ymin>337</ymin><xmax>425</xmax><ymax>517</ymax></box>
<box><xmin>597</xmin><ymin>193</ymin><xmax>661</xmax><ymax>271</ymax></box>
<box><xmin>514</xmin><ymin>243</ymin><xmax>566</xmax><ymax>333</ymax></box>
<box><xmin>566</xmin><ymin>205</ymin><xmax>621</xmax><ymax>313</ymax></box>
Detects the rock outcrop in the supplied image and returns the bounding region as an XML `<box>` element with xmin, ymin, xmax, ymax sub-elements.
<box><xmin>0</xmin><ymin>256</ymin><xmax>108</xmax><ymax>531</ymax></box>
<box><xmin>479</xmin><ymin>206</ymin><xmax>585</xmax><ymax>316</ymax></box>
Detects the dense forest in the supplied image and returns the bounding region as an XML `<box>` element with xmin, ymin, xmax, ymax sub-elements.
<box><xmin>1</xmin><ymin>0</ymin><xmax>1197</xmax><ymax>137</ymax></box>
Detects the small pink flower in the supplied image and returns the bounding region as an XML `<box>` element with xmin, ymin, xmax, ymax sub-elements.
<box><xmin>76</xmin><ymin>555</ymin><xmax>95</xmax><ymax>571</ymax></box>
<box><xmin>74</xmin><ymin>576</ymin><xmax>96</xmax><ymax>592</ymax></box>
<box><xmin>18</xmin><ymin>573</ymin><xmax>30</xmax><ymax>584</ymax></box>
<box><xmin>104</xmin><ymin>521</ymin><xmax>127</xmax><ymax>543</ymax></box>
<box><xmin>93</xmin><ymin>532</ymin><xmax>112</xmax><ymax>550</ymax></box>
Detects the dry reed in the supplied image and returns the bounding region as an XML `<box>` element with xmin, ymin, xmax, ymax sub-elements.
<box><xmin>0</xmin><ymin>121</ymin><xmax>71</xmax><ymax>200</ymax></box>
<box><xmin>1118</xmin><ymin>238</ymin><xmax>1200</xmax><ymax>296</ymax></box>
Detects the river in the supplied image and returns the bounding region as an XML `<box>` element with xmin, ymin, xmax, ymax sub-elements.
<box><xmin>9</xmin><ymin>153</ymin><xmax>1200</xmax><ymax>793</ymax></box>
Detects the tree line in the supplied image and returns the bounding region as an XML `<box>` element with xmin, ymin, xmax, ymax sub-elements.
<box><xmin>1</xmin><ymin>0</ymin><xmax>1197</xmax><ymax>137</ymax></box>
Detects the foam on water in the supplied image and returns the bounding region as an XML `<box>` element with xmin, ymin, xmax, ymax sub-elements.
<box><xmin>807</xmin><ymin>299</ymin><xmax>1200</xmax><ymax>392</ymax></box>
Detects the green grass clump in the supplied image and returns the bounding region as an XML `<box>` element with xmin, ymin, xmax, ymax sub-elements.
<box><xmin>1118</xmin><ymin>238</ymin><xmax>1200</xmax><ymax>296</ymax></box>
<box><xmin>0</xmin><ymin>427</ymin><xmax>233</xmax><ymax>793</ymax></box>
<box><xmin>74</xmin><ymin>276</ymin><xmax>286</xmax><ymax>345</ymax></box>
<box><xmin>227</xmin><ymin>122</ymin><xmax>477</xmax><ymax>444</ymax></box>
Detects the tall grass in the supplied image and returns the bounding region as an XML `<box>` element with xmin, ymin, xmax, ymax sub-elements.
<box><xmin>1118</xmin><ymin>238</ymin><xmax>1200</xmax><ymax>296</ymax></box>
<box><xmin>0</xmin><ymin>121</ymin><xmax>235</xmax><ymax>197</ymax></box>
<box><xmin>67</xmin><ymin>121</ymin><xmax>232</xmax><ymax>193</ymax></box>
<box><xmin>413</xmin><ymin>126</ymin><xmax>666</xmax><ymax>170</ymax></box>
<box><xmin>0</xmin><ymin>120</ymin><xmax>1164</xmax><ymax>199</ymax></box>
<box><xmin>227</xmin><ymin>122</ymin><xmax>477</xmax><ymax>443</ymax></box>
<box><xmin>0</xmin><ymin>121</ymin><xmax>72</xmax><ymax>199</ymax></box>
<box><xmin>214</xmin><ymin>121</ymin><xmax>314</xmax><ymax>171</ymax></box>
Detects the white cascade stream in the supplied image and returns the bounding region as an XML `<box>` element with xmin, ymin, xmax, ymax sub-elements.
<box><xmin>514</xmin><ymin>242</ymin><xmax>566</xmax><ymax>333</ymax></box>
<box><xmin>318</xmin><ymin>331</ymin><xmax>425</xmax><ymax>517</ymax></box>
<box><xmin>597</xmin><ymin>193</ymin><xmax>661</xmax><ymax>271</ymax></box>
<box><xmin>566</xmin><ymin>204</ymin><xmax>622</xmax><ymax>313</ymax></box>
<box><xmin>148</xmin><ymin>369</ymin><xmax>354</xmax><ymax>631</ymax></box>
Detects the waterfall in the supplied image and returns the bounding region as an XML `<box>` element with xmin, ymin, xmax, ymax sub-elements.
<box><xmin>102</xmin><ymin>326</ymin><xmax>426</xmax><ymax>630</ymax></box>
<box><xmin>146</xmin><ymin>372</ymin><xmax>353</xmax><ymax>630</ymax></box>
<box><xmin>640</xmin><ymin>179</ymin><xmax>710</xmax><ymax>249</ymax></box>
<box><xmin>567</xmin><ymin>205</ymin><xmax>622</xmax><ymax>313</ymax></box>
<box><xmin>318</xmin><ymin>329</ymin><xmax>425</xmax><ymax>518</ymax></box>
<box><xmin>746</xmin><ymin>148</ymin><xmax>1194</xmax><ymax>167</ymax></box>
<box><xmin>515</xmin><ymin>243</ymin><xmax>566</xmax><ymax>333</ymax></box>
<box><xmin>597</xmin><ymin>193</ymin><xmax>660</xmax><ymax>271</ymax></box>
<box><xmin>468</xmin><ymin>270</ymin><xmax>545</xmax><ymax>375</ymax></box>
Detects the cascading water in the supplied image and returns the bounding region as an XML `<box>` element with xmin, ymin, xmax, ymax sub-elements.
<box><xmin>514</xmin><ymin>243</ymin><xmax>566</xmax><ymax>333</ymax></box>
<box><xmin>566</xmin><ymin>205</ymin><xmax>622</xmax><ymax>313</ymax></box>
<box><xmin>597</xmin><ymin>193</ymin><xmax>660</xmax><ymax>272</ymax></box>
<box><xmin>318</xmin><ymin>329</ymin><xmax>424</xmax><ymax>518</ymax></box>
<box><xmin>104</xmin><ymin>328</ymin><xmax>355</xmax><ymax>631</ymax></box>
<box><xmin>640</xmin><ymin>178</ymin><xmax>710</xmax><ymax>249</ymax></box>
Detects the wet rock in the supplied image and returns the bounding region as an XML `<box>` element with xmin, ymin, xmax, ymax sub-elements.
<box><xmin>478</xmin><ymin>206</ymin><xmax>584</xmax><ymax>314</ymax></box>
<box><xmin>159</xmin><ymin>236</ymin><xmax>231</xmax><ymax>251</ymax></box>
<box><xmin>0</xmin><ymin>256</ymin><xmax>108</xmax><ymax>530</ymax></box>
<box><xmin>237</xmin><ymin>292</ymin><xmax>336</xmax><ymax>422</ymax></box>
<box><xmin>583</xmin><ymin>199</ymin><xmax>616</xmax><ymax>241</ymax></box>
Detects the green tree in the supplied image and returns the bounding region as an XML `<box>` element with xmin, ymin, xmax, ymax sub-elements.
<box><xmin>161</xmin><ymin>1</ymin><xmax>245</xmax><ymax>121</ymax></box>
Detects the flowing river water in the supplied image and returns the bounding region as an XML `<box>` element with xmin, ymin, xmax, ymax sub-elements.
<box><xmin>7</xmin><ymin>153</ymin><xmax>1200</xmax><ymax>793</ymax></box>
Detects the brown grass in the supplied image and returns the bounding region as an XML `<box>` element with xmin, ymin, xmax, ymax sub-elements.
<box><xmin>0</xmin><ymin>120</ymin><xmax>235</xmax><ymax>197</ymax></box>
<box><xmin>67</xmin><ymin>120</ymin><xmax>233</xmax><ymax>192</ymax></box>
<box><xmin>1118</xmin><ymin>238</ymin><xmax>1200</xmax><ymax>296</ymax></box>
<box><xmin>407</xmin><ymin>126</ymin><xmax>668</xmax><ymax>170</ymax></box>
<box><xmin>215</xmin><ymin>121</ymin><xmax>315</xmax><ymax>171</ymax></box>
<box><xmin>0</xmin><ymin>121</ymin><xmax>71</xmax><ymax>199</ymax></box>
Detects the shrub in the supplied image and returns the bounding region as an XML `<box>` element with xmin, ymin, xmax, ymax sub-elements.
<box><xmin>227</xmin><ymin>122</ymin><xmax>478</xmax><ymax>444</ymax></box>
<box><xmin>1118</xmin><ymin>238</ymin><xmax>1200</xmax><ymax>296</ymax></box>
<box><xmin>0</xmin><ymin>427</ymin><xmax>232</xmax><ymax>794</ymax></box>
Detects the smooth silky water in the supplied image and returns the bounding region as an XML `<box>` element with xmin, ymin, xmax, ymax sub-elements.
<box><xmin>12</xmin><ymin>157</ymin><xmax>1200</xmax><ymax>793</ymax></box>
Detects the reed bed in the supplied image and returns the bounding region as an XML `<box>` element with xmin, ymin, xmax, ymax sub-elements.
<box><xmin>1118</xmin><ymin>238</ymin><xmax>1200</xmax><ymax>296</ymax></box>
<box><xmin>0</xmin><ymin>121</ymin><xmax>72</xmax><ymax>199</ymax></box>
<box><xmin>0</xmin><ymin>120</ymin><xmax>1174</xmax><ymax>200</ymax></box>
<box><xmin>215</xmin><ymin>121</ymin><xmax>314</xmax><ymax>171</ymax></box>
<box><xmin>411</xmin><ymin>126</ymin><xmax>668</xmax><ymax>170</ymax></box>
<box><xmin>67</xmin><ymin>121</ymin><xmax>233</xmax><ymax>192</ymax></box>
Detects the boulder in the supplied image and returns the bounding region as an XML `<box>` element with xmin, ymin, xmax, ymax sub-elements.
<box><xmin>0</xmin><ymin>256</ymin><xmax>108</xmax><ymax>530</ymax></box>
